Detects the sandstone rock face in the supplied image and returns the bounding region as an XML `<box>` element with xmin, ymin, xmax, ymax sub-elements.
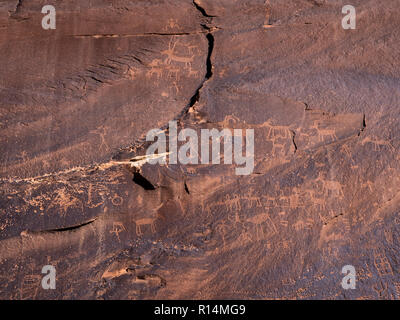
<box><xmin>0</xmin><ymin>0</ymin><xmax>399</xmax><ymax>299</ymax></box>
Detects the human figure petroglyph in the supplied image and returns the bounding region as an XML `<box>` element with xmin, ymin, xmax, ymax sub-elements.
<box><xmin>172</xmin><ymin>80</ymin><xmax>180</xmax><ymax>94</ymax></box>
<box><xmin>165</xmin><ymin>18</ymin><xmax>179</xmax><ymax>31</ymax></box>
<box><xmin>89</xmin><ymin>126</ymin><xmax>110</xmax><ymax>151</ymax></box>
<box><xmin>228</xmin><ymin>209</ymin><xmax>243</xmax><ymax>227</ymax></box>
<box><xmin>110</xmin><ymin>222</ymin><xmax>126</xmax><ymax>242</ymax></box>
<box><xmin>202</xmin><ymin>202</ymin><xmax>212</xmax><ymax>218</ymax></box>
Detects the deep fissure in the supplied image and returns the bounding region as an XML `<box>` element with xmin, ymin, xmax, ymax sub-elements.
<box><xmin>34</xmin><ymin>218</ymin><xmax>97</xmax><ymax>234</ymax></box>
<box><xmin>185</xmin><ymin>3</ymin><xmax>215</xmax><ymax>111</ymax></box>
<box><xmin>114</xmin><ymin>0</ymin><xmax>216</xmax><ymax>161</ymax></box>
<box><xmin>132</xmin><ymin>171</ymin><xmax>156</xmax><ymax>190</ymax></box>
<box><xmin>193</xmin><ymin>0</ymin><xmax>216</xmax><ymax>18</ymax></box>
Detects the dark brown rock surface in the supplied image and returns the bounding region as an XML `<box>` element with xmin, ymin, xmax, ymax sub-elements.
<box><xmin>0</xmin><ymin>0</ymin><xmax>399</xmax><ymax>299</ymax></box>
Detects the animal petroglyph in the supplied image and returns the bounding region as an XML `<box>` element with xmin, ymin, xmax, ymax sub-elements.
<box><xmin>361</xmin><ymin>136</ymin><xmax>395</xmax><ymax>153</ymax></box>
<box><xmin>162</xmin><ymin>38</ymin><xmax>195</xmax><ymax>69</ymax></box>
<box><xmin>315</xmin><ymin>172</ymin><xmax>344</xmax><ymax>198</ymax></box>
<box><xmin>147</xmin><ymin>59</ymin><xmax>164</xmax><ymax>78</ymax></box>
<box><xmin>309</xmin><ymin>121</ymin><xmax>338</xmax><ymax>143</ymax></box>
<box><xmin>134</xmin><ymin>204</ymin><xmax>164</xmax><ymax>236</ymax></box>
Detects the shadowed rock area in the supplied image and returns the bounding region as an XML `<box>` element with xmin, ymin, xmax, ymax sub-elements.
<box><xmin>0</xmin><ymin>0</ymin><xmax>399</xmax><ymax>299</ymax></box>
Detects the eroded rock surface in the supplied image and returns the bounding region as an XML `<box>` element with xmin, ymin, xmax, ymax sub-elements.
<box><xmin>0</xmin><ymin>0</ymin><xmax>399</xmax><ymax>299</ymax></box>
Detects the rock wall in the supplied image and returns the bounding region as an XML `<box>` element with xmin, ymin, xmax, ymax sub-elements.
<box><xmin>0</xmin><ymin>0</ymin><xmax>399</xmax><ymax>299</ymax></box>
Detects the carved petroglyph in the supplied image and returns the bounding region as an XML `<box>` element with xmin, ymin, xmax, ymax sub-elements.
<box><xmin>89</xmin><ymin>126</ymin><xmax>110</xmax><ymax>152</ymax></box>
<box><xmin>47</xmin><ymin>188</ymin><xmax>84</xmax><ymax>216</ymax></box>
<box><xmin>394</xmin><ymin>282</ymin><xmax>400</xmax><ymax>299</ymax></box>
<box><xmin>134</xmin><ymin>204</ymin><xmax>164</xmax><ymax>236</ymax></box>
<box><xmin>111</xmin><ymin>194</ymin><xmax>123</xmax><ymax>206</ymax></box>
<box><xmin>147</xmin><ymin>41</ymin><xmax>199</xmax><ymax>80</ymax></box>
<box><xmin>147</xmin><ymin>59</ymin><xmax>164</xmax><ymax>78</ymax></box>
<box><xmin>87</xmin><ymin>184</ymin><xmax>106</xmax><ymax>208</ymax></box>
<box><xmin>110</xmin><ymin>221</ymin><xmax>126</xmax><ymax>242</ymax></box>
<box><xmin>293</xmin><ymin>217</ymin><xmax>315</xmax><ymax>231</ymax></box>
<box><xmin>361</xmin><ymin>136</ymin><xmax>395</xmax><ymax>153</ymax></box>
<box><xmin>135</xmin><ymin>217</ymin><xmax>157</xmax><ymax>236</ymax></box>
<box><xmin>245</xmin><ymin>212</ymin><xmax>277</xmax><ymax>241</ymax></box>
<box><xmin>162</xmin><ymin>38</ymin><xmax>195</xmax><ymax>70</ymax></box>
<box><xmin>315</xmin><ymin>172</ymin><xmax>344</xmax><ymax>198</ymax></box>
<box><xmin>261</xmin><ymin>121</ymin><xmax>294</xmax><ymax>157</ymax></box>
<box><xmin>310</xmin><ymin>120</ymin><xmax>338</xmax><ymax>143</ymax></box>
<box><xmin>165</xmin><ymin>18</ymin><xmax>179</xmax><ymax>31</ymax></box>
<box><xmin>20</xmin><ymin>274</ymin><xmax>41</xmax><ymax>300</ymax></box>
<box><xmin>266</xmin><ymin>123</ymin><xmax>291</xmax><ymax>140</ymax></box>
<box><xmin>373</xmin><ymin>281</ymin><xmax>390</xmax><ymax>298</ymax></box>
<box><xmin>244</xmin><ymin>191</ymin><xmax>263</xmax><ymax>208</ymax></box>
<box><xmin>373</xmin><ymin>250</ymin><xmax>393</xmax><ymax>276</ymax></box>
<box><xmin>224</xmin><ymin>194</ymin><xmax>242</xmax><ymax>212</ymax></box>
